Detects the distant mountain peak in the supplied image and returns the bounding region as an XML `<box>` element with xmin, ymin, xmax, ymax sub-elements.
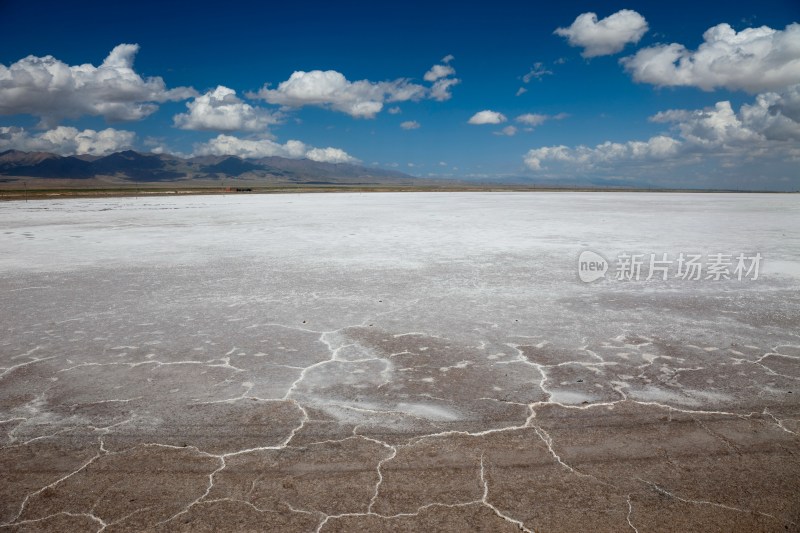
<box><xmin>0</xmin><ymin>149</ymin><xmax>417</xmax><ymax>184</ymax></box>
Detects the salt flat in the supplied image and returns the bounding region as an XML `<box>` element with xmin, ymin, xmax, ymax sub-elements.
<box><xmin>0</xmin><ymin>192</ymin><xmax>798</xmax><ymax>532</ymax></box>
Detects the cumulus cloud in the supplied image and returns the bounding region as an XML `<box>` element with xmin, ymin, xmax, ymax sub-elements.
<box><xmin>0</xmin><ymin>125</ymin><xmax>135</xmax><ymax>156</ymax></box>
<box><xmin>468</xmin><ymin>110</ymin><xmax>507</xmax><ymax>125</ymax></box>
<box><xmin>649</xmin><ymin>102</ymin><xmax>759</xmax><ymax>146</ymax></box>
<box><xmin>494</xmin><ymin>125</ymin><xmax>518</xmax><ymax>136</ymax></box>
<box><xmin>523</xmin><ymin>84</ymin><xmax>800</xmax><ymax>171</ymax></box>
<box><xmin>143</xmin><ymin>136</ymin><xmax>187</xmax><ymax>158</ymax></box>
<box><xmin>425</xmin><ymin>56</ymin><xmax>460</xmax><ymax>98</ymax></box>
<box><xmin>250</xmin><ymin>57</ymin><xmax>460</xmax><ymax>117</ymax></box>
<box><xmin>250</xmin><ymin>70</ymin><xmax>426</xmax><ymax>118</ymax></box>
<box><xmin>523</xmin><ymin>145</ymin><xmax>573</xmax><ymax>170</ymax></box>
<box><xmin>555</xmin><ymin>9</ymin><xmax>648</xmax><ymax>58</ymax></box>
<box><xmin>424</xmin><ymin>64</ymin><xmax>455</xmax><ymax>82</ymax></box>
<box><xmin>194</xmin><ymin>134</ymin><xmax>358</xmax><ymax>163</ymax></box>
<box><xmin>400</xmin><ymin>120</ymin><xmax>420</xmax><ymax>130</ymax></box>
<box><xmin>524</xmin><ymin>136</ymin><xmax>680</xmax><ymax>170</ymax></box>
<box><xmin>430</xmin><ymin>77</ymin><xmax>460</xmax><ymax>101</ymax></box>
<box><xmin>388</xmin><ymin>106</ymin><xmax>402</xmax><ymax>114</ymax></box>
<box><xmin>305</xmin><ymin>147</ymin><xmax>359</xmax><ymax>164</ymax></box>
<box><xmin>652</xmin><ymin>86</ymin><xmax>800</xmax><ymax>144</ymax></box>
<box><xmin>0</xmin><ymin>44</ymin><xmax>195</xmax><ymax>127</ymax></box>
<box><xmin>739</xmin><ymin>85</ymin><xmax>800</xmax><ymax>141</ymax></box>
<box><xmin>250</xmin><ymin>69</ymin><xmax>452</xmax><ymax>118</ymax></box>
<box><xmin>173</xmin><ymin>86</ymin><xmax>280</xmax><ymax>132</ymax></box>
<box><xmin>621</xmin><ymin>23</ymin><xmax>800</xmax><ymax>92</ymax></box>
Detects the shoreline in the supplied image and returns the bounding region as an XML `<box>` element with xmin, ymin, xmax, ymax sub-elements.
<box><xmin>1</xmin><ymin>185</ymin><xmax>794</xmax><ymax>201</ymax></box>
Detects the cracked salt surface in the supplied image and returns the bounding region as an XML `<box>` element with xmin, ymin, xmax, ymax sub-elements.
<box><xmin>0</xmin><ymin>192</ymin><xmax>798</xmax><ymax>532</ymax></box>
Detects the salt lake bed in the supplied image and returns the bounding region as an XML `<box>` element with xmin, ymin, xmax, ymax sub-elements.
<box><xmin>0</xmin><ymin>192</ymin><xmax>798</xmax><ymax>532</ymax></box>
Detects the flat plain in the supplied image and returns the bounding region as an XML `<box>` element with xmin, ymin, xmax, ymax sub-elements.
<box><xmin>1</xmin><ymin>192</ymin><xmax>798</xmax><ymax>532</ymax></box>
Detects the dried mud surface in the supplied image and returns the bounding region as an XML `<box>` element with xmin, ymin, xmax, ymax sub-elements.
<box><xmin>1</xmin><ymin>193</ymin><xmax>798</xmax><ymax>532</ymax></box>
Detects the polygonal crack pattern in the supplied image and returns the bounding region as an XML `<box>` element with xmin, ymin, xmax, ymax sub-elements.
<box><xmin>1</xmin><ymin>195</ymin><xmax>798</xmax><ymax>532</ymax></box>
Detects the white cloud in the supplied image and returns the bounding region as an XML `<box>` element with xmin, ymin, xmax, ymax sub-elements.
<box><xmin>524</xmin><ymin>85</ymin><xmax>800</xmax><ymax>171</ymax></box>
<box><xmin>652</xmin><ymin>87</ymin><xmax>800</xmax><ymax>144</ymax></box>
<box><xmin>0</xmin><ymin>125</ymin><xmax>135</xmax><ymax>156</ymax></box>
<box><xmin>388</xmin><ymin>106</ymin><xmax>402</xmax><ymax>114</ymax></box>
<box><xmin>516</xmin><ymin>63</ymin><xmax>553</xmax><ymax>97</ymax></box>
<box><xmin>430</xmin><ymin>78</ymin><xmax>460</xmax><ymax>101</ymax></box>
<box><xmin>468</xmin><ymin>110</ymin><xmax>507</xmax><ymax>125</ymax></box>
<box><xmin>194</xmin><ymin>134</ymin><xmax>358</xmax><ymax>163</ymax></box>
<box><xmin>621</xmin><ymin>23</ymin><xmax>800</xmax><ymax>92</ymax></box>
<box><xmin>400</xmin><ymin>120</ymin><xmax>420</xmax><ymax>130</ymax></box>
<box><xmin>522</xmin><ymin>63</ymin><xmax>553</xmax><ymax>83</ymax></box>
<box><xmin>173</xmin><ymin>86</ymin><xmax>280</xmax><ymax>132</ymax></box>
<box><xmin>424</xmin><ymin>64</ymin><xmax>455</xmax><ymax>82</ymax></box>
<box><xmin>0</xmin><ymin>44</ymin><xmax>195</xmax><ymax>127</ymax></box>
<box><xmin>739</xmin><ymin>85</ymin><xmax>800</xmax><ymax>141</ymax></box>
<box><xmin>251</xmin><ymin>57</ymin><xmax>460</xmax><ymax>117</ymax></box>
<box><xmin>305</xmin><ymin>147</ymin><xmax>359</xmax><ymax>164</ymax></box>
<box><xmin>650</xmin><ymin>101</ymin><xmax>759</xmax><ymax>146</ymax></box>
<box><xmin>555</xmin><ymin>9</ymin><xmax>648</xmax><ymax>58</ymax></box>
<box><xmin>516</xmin><ymin>113</ymin><xmax>549</xmax><ymax>127</ymax></box>
<box><xmin>494</xmin><ymin>125</ymin><xmax>517</xmax><ymax>136</ymax></box>
<box><xmin>250</xmin><ymin>70</ymin><xmax>427</xmax><ymax>118</ymax></box>
<box><xmin>524</xmin><ymin>136</ymin><xmax>681</xmax><ymax>170</ymax></box>
<box><xmin>516</xmin><ymin>112</ymin><xmax>568</xmax><ymax>128</ymax></box>
<box><xmin>523</xmin><ymin>145</ymin><xmax>572</xmax><ymax>170</ymax></box>
<box><xmin>425</xmin><ymin>56</ymin><xmax>460</xmax><ymax>101</ymax></box>
<box><xmin>143</xmin><ymin>136</ymin><xmax>188</xmax><ymax>158</ymax></box>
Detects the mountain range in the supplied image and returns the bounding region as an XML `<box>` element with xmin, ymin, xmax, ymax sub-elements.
<box><xmin>2</xmin><ymin>149</ymin><xmax>748</xmax><ymax>192</ymax></box>
<box><xmin>0</xmin><ymin>149</ymin><xmax>420</xmax><ymax>187</ymax></box>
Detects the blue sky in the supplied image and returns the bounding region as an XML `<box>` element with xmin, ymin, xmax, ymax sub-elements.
<box><xmin>1</xmin><ymin>0</ymin><xmax>799</xmax><ymax>190</ymax></box>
